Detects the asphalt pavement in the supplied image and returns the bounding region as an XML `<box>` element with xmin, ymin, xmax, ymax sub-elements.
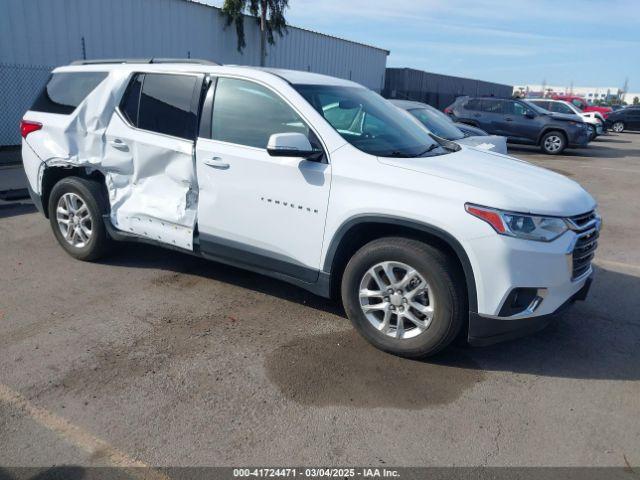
<box><xmin>0</xmin><ymin>133</ymin><xmax>638</xmax><ymax>469</ymax></box>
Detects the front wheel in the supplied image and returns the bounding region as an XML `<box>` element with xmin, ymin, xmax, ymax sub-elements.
<box><xmin>587</xmin><ymin>124</ymin><xmax>597</xmax><ymax>140</ymax></box>
<box><xmin>611</xmin><ymin>121</ymin><xmax>625</xmax><ymax>133</ymax></box>
<box><xmin>48</xmin><ymin>177</ymin><xmax>112</xmax><ymax>261</ymax></box>
<box><xmin>540</xmin><ymin>131</ymin><xmax>566</xmax><ymax>155</ymax></box>
<box><xmin>341</xmin><ymin>237</ymin><xmax>467</xmax><ymax>358</ymax></box>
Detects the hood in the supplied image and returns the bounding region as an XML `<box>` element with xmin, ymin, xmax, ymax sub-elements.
<box><xmin>455</xmin><ymin>122</ymin><xmax>488</xmax><ymax>137</ymax></box>
<box><xmin>544</xmin><ymin>112</ymin><xmax>583</xmax><ymax>122</ymax></box>
<box><xmin>378</xmin><ymin>147</ymin><xmax>596</xmax><ymax>216</ymax></box>
<box><xmin>456</xmin><ymin>135</ymin><xmax>508</xmax><ymax>155</ymax></box>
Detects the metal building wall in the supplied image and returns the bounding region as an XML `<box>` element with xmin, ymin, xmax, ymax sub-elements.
<box><xmin>383</xmin><ymin>68</ymin><xmax>513</xmax><ymax>111</ymax></box>
<box><xmin>0</xmin><ymin>0</ymin><xmax>388</xmax><ymax>145</ymax></box>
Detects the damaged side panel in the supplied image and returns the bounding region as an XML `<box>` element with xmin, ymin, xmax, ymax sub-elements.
<box><xmin>26</xmin><ymin>69</ymin><xmax>199</xmax><ymax>252</ymax></box>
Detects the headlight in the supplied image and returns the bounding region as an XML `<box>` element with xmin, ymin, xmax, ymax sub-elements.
<box><xmin>465</xmin><ymin>204</ymin><xmax>568</xmax><ymax>242</ymax></box>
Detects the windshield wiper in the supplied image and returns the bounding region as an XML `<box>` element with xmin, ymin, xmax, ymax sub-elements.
<box><xmin>410</xmin><ymin>144</ymin><xmax>441</xmax><ymax>157</ymax></box>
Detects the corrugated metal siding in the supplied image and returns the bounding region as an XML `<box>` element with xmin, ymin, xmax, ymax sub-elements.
<box><xmin>383</xmin><ymin>68</ymin><xmax>513</xmax><ymax>111</ymax></box>
<box><xmin>0</xmin><ymin>0</ymin><xmax>388</xmax><ymax>145</ymax></box>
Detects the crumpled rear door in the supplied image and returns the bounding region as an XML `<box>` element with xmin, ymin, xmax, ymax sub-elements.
<box><xmin>103</xmin><ymin>72</ymin><xmax>204</xmax><ymax>251</ymax></box>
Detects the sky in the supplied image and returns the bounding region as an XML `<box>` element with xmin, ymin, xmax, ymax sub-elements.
<box><xmin>205</xmin><ymin>0</ymin><xmax>640</xmax><ymax>92</ymax></box>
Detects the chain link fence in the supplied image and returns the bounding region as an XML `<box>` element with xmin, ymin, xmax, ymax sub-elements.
<box><xmin>0</xmin><ymin>63</ymin><xmax>53</xmax><ymax>146</ymax></box>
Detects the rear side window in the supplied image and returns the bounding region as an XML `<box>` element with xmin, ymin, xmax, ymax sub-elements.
<box><xmin>120</xmin><ymin>74</ymin><xmax>143</xmax><ymax>125</ymax></box>
<box><xmin>138</xmin><ymin>74</ymin><xmax>200</xmax><ymax>140</ymax></box>
<box><xmin>551</xmin><ymin>102</ymin><xmax>573</xmax><ymax>114</ymax></box>
<box><xmin>483</xmin><ymin>99</ymin><xmax>505</xmax><ymax>114</ymax></box>
<box><xmin>464</xmin><ymin>99</ymin><xmax>482</xmax><ymax>111</ymax></box>
<box><xmin>120</xmin><ymin>73</ymin><xmax>201</xmax><ymax>140</ymax></box>
<box><xmin>31</xmin><ymin>72</ymin><xmax>108</xmax><ymax>114</ymax></box>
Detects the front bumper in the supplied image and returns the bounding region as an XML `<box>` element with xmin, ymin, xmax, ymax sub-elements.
<box><xmin>568</xmin><ymin>127</ymin><xmax>591</xmax><ymax>147</ymax></box>
<box><xmin>468</xmin><ymin>274</ymin><xmax>593</xmax><ymax>346</ymax></box>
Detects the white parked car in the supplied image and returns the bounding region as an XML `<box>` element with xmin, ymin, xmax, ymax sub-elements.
<box><xmin>527</xmin><ymin>99</ymin><xmax>605</xmax><ymax>140</ymax></box>
<box><xmin>21</xmin><ymin>60</ymin><xmax>600</xmax><ymax>357</ymax></box>
<box><xmin>389</xmin><ymin>99</ymin><xmax>508</xmax><ymax>154</ymax></box>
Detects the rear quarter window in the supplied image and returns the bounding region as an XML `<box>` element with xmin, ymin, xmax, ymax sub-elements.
<box><xmin>30</xmin><ymin>72</ymin><xmax>108</xmax><ymax>114</ymax></box>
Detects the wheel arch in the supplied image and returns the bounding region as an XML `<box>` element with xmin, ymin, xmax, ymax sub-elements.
<box><xmin>40</xmin><ymin>165</ymin><xmax>108</xmax><ymax>218</ymax></box>
<box><xmin>323</xmin><ymin>215</ymin><xmax>478</xmax><ymax>313</ymax></box>
<box><xmin>537</xmin><ymin>127</ymin><xmax>568</xmax><ymax>145</ymax></box>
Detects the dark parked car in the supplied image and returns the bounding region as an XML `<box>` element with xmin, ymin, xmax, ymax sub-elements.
<box><xmin>445</xmin><ymin>96</ymin><xmax>591</xmax><ymax>155</ymax></box>
<box><xmin>605</xmin><ymin>107</ymin><xmax>640</xmax><ymax>132</ymax></box>
<box><xmin>389</xmin><ymin>99</ymin><xmax>507</xmax><ymax>153</ymax></box>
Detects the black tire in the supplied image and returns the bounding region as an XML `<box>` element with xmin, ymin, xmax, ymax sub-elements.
<box><xmin>587</xmin><ymin>124</ymin><xmax>597</xmax><ymax>141</ymax></box>
<box><xmin>540</xmin><ymin>130</ymin><xmax>567</xmax><ymax>155</ymax></box>
<box><xmin>48</xmin><ymin>176</ymin><xmax>112</xmax><ymax>261</ymax></box>
<box><xmin>341</xmin><ymin>237</ymin><xmax>467</xmax><ymax>358</ymax></box>
<box><xmin>611</xmin><ymin>121</ymin><xmax>625</xmax><ymax>133</ymax></box>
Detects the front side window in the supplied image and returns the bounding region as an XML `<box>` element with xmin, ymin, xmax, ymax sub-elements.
<box><xmin>136</xmin><ymin>73</ymin><xmax>200</xmax><ymax>140</ymax></box>
<box><xmin>212</xmin><ymin>78</ymin><xmax>309</xmax><ymax>148</ymax></box>
<box><xmin>295</xmin><ymin>84</ymin><xmax>443</xmax><ymax>157</ymax></box>
<box><xmin>31</xmin><ymin>72</ymin><xmax>108</xmax><ymax>115</ymax></box>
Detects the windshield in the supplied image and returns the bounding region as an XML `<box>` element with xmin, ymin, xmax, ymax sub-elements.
<box><xmin>408</xmin><ymin>108</ymin><xmax>465</xmax><ymax>140</ymax></box>
<box><xmin>294</xmin><ymin>84</ymin><xmax>444</xmax><ymax>157</ymax></box>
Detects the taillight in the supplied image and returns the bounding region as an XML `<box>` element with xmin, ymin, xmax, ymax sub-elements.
<box><xmin>20</xmin><ymin>119</ymin><xmax>42</xmax><ymax>138</ymax></box>
<box><xmin>444</xmin><ymin>107</ymin><xmax>453</xmax><ymax>114</ymax></box>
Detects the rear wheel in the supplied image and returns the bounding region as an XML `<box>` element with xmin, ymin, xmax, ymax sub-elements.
<box><xmin>612</xmin><ymin>121</ymin><xmax>625</xmax><ymax>133</ymax></box>
<box><xmin>540</xmin><ymin>131</ymin><xmax>566</xmax><ymax>155</ymax></box>
<box><xmin>48</xmin><ymin>177</ymin><xmax>112</xmax><ymax>261</ymax></box>
<box><xmin>341</xmin><ymin>237</ymin><xmax>466</xmax><ymax>358</ymax></box>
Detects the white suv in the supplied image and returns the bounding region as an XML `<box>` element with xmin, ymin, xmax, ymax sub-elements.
<box><xmin>527</xmin><ymin>99</ymin><xmax>606</xmax><ymax>140</ymax></box>
<box><xmin>21</xmin><ymin>60</ymin><xmax>600</xmax><ymax>357</ymax></box>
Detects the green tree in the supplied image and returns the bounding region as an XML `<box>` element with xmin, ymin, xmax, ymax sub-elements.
<box><xmin>221</xmin><ymin>0</ymin><xmax>289</xmax><ymax>67</ymax></box>
<box><xmin>634</xmin><ymin>96</ymin><xmax>639</xmax><ymax>105</ymax></box>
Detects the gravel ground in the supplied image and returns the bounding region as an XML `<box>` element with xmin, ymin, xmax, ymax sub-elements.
<box><xmin>0</xmin><ymin>132</ymin><xmax>638</xmax><ymax>469</ymax></box>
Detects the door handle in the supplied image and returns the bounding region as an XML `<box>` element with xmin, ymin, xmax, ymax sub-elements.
<box><xmin>505</xmin><ymin>117</ymin><xmax>513</xmax><ymax>122</ymax></box>
<box><xmin>204</xmin><ymin>156</ymin><xmax>230</xmax><ymax>169</ymax></box>
<box><xmin>109</xmin><ymin>138</ymin><xmax>129</xmax><ymax>151</ymax></box>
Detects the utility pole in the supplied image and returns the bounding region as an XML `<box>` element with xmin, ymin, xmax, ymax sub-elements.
<box><xmin>621</xmin><ymin>77</ymin><xmax>629</xmax><ymax>103</ymax></box>
<box><xmin>259</xmin><ymin>0</ymin><xmax>267</xmax><ymax>66</ymax></box>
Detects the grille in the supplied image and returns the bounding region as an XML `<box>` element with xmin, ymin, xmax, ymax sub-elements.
<box><xmin>572</xmin><ymin>228</ymin><xmax>599</xmax><ymax>279</ymax></box>
<box><xmin>568</xmin><ymin>210</ymin><xmax>597</xmax><ymax>230</ymax></box>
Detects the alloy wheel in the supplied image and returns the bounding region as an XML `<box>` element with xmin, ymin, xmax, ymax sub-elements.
<box><xmin>612</xmin><ymin>122</ymin><xmax>624</xmax><ymax>133</ymax></box>
<box><xmin>56</xmin><ymin>193</ymin><xmax>92</xmax><ymax>248</ymax></box>
<box><xmin>544</xmin><ymin>135</ymin><xmax>563</xmax><ymax>153</ymax></box>
<box><xmin>358</xmin><ymin>261</ymin><xmax>435</xmax><ymax>339</ymax></box>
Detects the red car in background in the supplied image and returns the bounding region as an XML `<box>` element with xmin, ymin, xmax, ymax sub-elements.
<box><xmin>552</xmin><ymin>95</ymin><xmax>612</xmax><ymax>118</ymax></box>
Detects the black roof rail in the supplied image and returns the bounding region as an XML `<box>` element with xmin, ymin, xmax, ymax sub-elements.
<box><xmin>70</xmin><ymin>58</ymin><xmax>219</xmax><ymax>66</ymax></box>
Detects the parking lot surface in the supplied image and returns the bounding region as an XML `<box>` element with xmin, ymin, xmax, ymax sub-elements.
<box><xmin>1</xmin><ymin>133</ymin><xmax>639</xmax><ymax>468</ymax></box>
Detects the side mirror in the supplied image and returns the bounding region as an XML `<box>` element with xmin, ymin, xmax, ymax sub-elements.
<box><xmin>267</xmin><ymin>132</ymin><xmax>320</xmax><ymax>158</ymax></box>
<box><xmin>524</xmin><ymin>110</ymin><xmax>536</xmax><ymax>119</ymax></box>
